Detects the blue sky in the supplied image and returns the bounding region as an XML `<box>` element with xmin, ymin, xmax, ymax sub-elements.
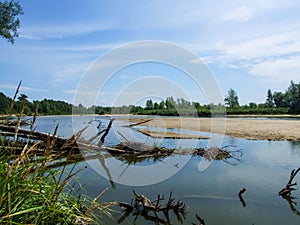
<box><xmin>1</xmin><ymin>0</ymin><xmax>300</xmax><ymax>106</ymax></box>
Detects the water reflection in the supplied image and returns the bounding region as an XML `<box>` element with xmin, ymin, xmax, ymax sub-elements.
<box><xmin>282</xmin><ymin>196</ymin><xmax>300</xmax><ymax>216</ymax></box>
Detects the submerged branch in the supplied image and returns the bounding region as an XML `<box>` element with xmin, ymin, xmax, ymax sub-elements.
<box><xmin>238</xmin><ymin>188</ymin><xmax>247</xmax><ymax>207</ymax></box>
<box><xmin>279</xmin><ymin>167</ymin><xmax>300</xmax><ymax>197</ymax></box>
<box><xmin>108</xmin><ymin>191</ymin><xmax>187</xmax><ymax>224</ymax></box>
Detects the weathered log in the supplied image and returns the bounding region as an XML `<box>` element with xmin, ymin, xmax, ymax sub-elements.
<box><xmin>0</xmin><ymin>124</ymin><xmax>66</xmax><ymax>143</ymax></box>
<box><xmin>123</xmin><ymin>119</ymin><xmax>153</xmax><ymax>127</ymax></box>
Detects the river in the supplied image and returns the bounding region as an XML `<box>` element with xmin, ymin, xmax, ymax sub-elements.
<box><xmin>26</xmin><ymin>115</ymin><xmax>300</xmax><ymax>225</ymax></box>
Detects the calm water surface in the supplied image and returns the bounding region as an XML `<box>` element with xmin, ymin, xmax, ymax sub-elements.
<box><xmin>30</xmin><ymin>115</ymin><xmax>300</xmax><ymax>225</ymax></box>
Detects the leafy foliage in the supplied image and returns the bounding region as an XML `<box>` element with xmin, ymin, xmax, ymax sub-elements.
<box><xmin>224</xmin><ymin>88</ymin><xmax>239</xmax><ymax>109</ymax></box>
<box><xmin>266</xmin><ymin>89</ymin><xmax>275</xmax><ymax>108</ymax></box>
<box><xmin>0</xmin><ymin>0</ymin><xmax>23</xmax><ymax>44</ymax></box>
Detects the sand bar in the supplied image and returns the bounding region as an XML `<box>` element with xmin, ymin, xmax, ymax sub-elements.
<box><xmin>118</xmin><ymin>117</ymin><xmax>300</xmax><ymax>141</ymax></box>
<box><xmin>138</xmin><ymin>129</ymin><xmax>209</xmax><ymax>139</ymax></box>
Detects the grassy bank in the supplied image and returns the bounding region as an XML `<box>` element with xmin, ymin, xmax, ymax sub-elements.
<box><xmin>0</xmin><ymin>137</ymin><xmax>109</xmax><ymax>224</ymax></box>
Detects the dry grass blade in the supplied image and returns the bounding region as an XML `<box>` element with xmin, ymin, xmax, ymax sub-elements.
<box><xmin>14</xmin><ymin>98</ymin><xmax>25</xmax><ymax>140</ymax></box>
<box><xmin>85</xmin><ymin>187</ymin><xmax>109</xmax><ymax>215</ymax></box>
<box><xmin>30</xmin><ymin>103</ymin><xmax>39</xmax><ymax>131</ymax></box>
<box><xmin>7</xmin><ymin>80</ymin><xmax>22</xmax><ymax>116</ymax></box>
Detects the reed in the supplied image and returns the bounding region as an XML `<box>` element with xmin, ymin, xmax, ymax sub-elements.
<box><xmin>0</xmin><ymin>83</ymin><xmax>109</xmax><ymax>224</ymax></box>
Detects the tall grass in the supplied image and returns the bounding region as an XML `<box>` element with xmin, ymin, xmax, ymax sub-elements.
<box><xmin>0</xmin><ymin>115</ymin><xmax>109</xmax><ymax>223</ymax></box>
<box><xmin>0</xmin><ymin>84</ymin><xmax>111</xmax><ymax>224</ymax></box>
<box><xmin>0</xmin><ymin>136</ymin><xmax>110</xmax><ymax>224</ymax></box>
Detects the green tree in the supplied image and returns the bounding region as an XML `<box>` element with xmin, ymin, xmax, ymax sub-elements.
<box><xmin>17</xmin><ymin>93</ymin><xmax>28</xmax><ymax>102</ymax></box>
<box><xmin>286</xmin><ymin>81</ymin><xmax>300</xmax><ymax>113</ymax></box>
<box><xmin>248</xmin><ymin>102</ymin><xmax>257</xmax><ymax>108</ymax></box>
<box><xmin>0</xmin><ymin>92</ymin><xmax>11</xmax><ymax>114</ymax></box>
<box><xmin>224</xmin><ymin>89</ymin><xmax>239</xmax><ymax>108</ymax></box>
<box><xmin>165</xmin><ymin>97</ymin><xmax>175</xmax><ymax>109</ymax></box>
<box><xmin>158</xmin><ymin>100</ymin><xmax>165</xmax><ymax>110</ymax></box>
<box><xmin>265</xmin><ymin>89</ymin><xmax>275</xmax><ymax>108</ymax></box>
<box><xmin>145</xmin><ymin>99</ymin><xmax>153</xmax><ymax>110</ymax></box>
<box><xmin>0</xmin><ymin>0</ymin><xmax>23</xmax><ymax>44</ymax></box>
<box><xmin>273</xmin><ymin>92</ymin><xmax>287</xmax><ymax>108</ymax></box>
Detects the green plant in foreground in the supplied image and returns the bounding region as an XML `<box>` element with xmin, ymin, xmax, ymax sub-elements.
<box><xmin>0</xmin><ymin>140</ymin><xmax>110</xmax><ymax>225</ymax></box>
<box><xmin>0</xmin><ymin>83</ymin><xmax>111</xmax><ymax>224</ymax></box>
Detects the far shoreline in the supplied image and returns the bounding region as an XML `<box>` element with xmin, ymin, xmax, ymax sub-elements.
<box><xmin>50</xmin><ymin>114</ymin><xmax>300</xmax><ymax>118</ymax></box>
<box><xmin>117</xmin><ymin>116</ymin><xmax>300</xmax><ymax>141</ymax></box>
<box><xmin>3</xmin><ymin>113</ymin><xmax>300</xmax><ymax>118</ymax></box>
<box><xmin>226</xmin><ymin>114</ymin><xmax>300</xmax><ymax>118</ymax></box>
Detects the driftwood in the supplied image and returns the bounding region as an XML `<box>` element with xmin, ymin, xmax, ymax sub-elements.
<box><xmin>124</xmin><ymin>119</ymin><xmax>153</xmax><ymax>127</ymax></box>
<box><xmin>0</xmin><ymin>122</ymin><xmax>240</xmax><ymax>169</ymax></box>
<box><xmin>0</xmin><ymin>116</ymin><xmax>242</xmax><ymax>179</ymax></box>
<box><xmin>279</xmin><ymin>167</ymin><xmax>300</xmax><ymax>197</ymax></box>
<box><xmin>107</xmin><ymin>142</ymin><xmax>239</xmax><ymax>164</ymax></box>
<box><xmin>105</xmin><ymin>191</ymin><xmax>187</xmax><ymax>225</ymax></box>
<box><xmin>238</xmin><ymin>188</ymin><xmax>247</xmax><ymax>207</ymax></box>
<box><xmin>0</xmin><ymin>124</ymin><xmax>66</xmax><ymax>144</ymax></box>
<box><xmin>0</xmin><ymin>119</ymin><xmax>30</xmax><ymax>126</ymax></box>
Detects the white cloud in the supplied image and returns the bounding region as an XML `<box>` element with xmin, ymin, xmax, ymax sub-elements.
<box><xmin>54</xmin><ymin>66</ymin><xmax>86</xmax><ymax>83</ymax></box>
<box><xmin>224</xmin><ymin>6</ymin><xmax>253</xmax><ymax>22</ymax></box>
<box><xmin>63</xmin><ymin>89</ymin><xmax>77</xmax><ymax>95</ymax></box>
<box><xmin>249</xmin><ymin>55</ymin><xmax>300</xmax><ymax>81</ymax></box>
<box><xmin>216</xmin><ymin>32</ymin><xmax>300</xmax><ymax>60</ymax></box>
<box><xmin>195</xmin><ymin>27</ymin><xmax>300</xmax><ymax>85</ymax></box>
<box><xmin>19</xmin><ymin>34</ymin><xmax>41</xmax><ymax>40</ymax></box>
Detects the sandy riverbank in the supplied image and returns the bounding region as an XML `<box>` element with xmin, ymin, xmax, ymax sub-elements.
<box><xmin>118</xmin><ymin>117</ymin><xmax>300</xmax><ymax>141</ymax></box>
<box><xmin>138</xmin><ymin>129</ymin><xmax>209</xmax><ymax>139</ymax></box>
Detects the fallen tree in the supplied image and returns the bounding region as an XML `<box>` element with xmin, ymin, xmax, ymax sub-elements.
<box><xmin>0</xmin><ymin>118</ymin><xmax>241</xmax><ymax>166</ymax></box>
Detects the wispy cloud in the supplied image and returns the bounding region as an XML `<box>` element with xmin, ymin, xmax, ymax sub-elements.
<box><xmin>224</xmin><ymin>6</ymin><xmax>253</xmax><ymax>22</ymax></box>
<box><xmin>194</xmin><ymin>28</ymin><xmax>300</xmax><ymax>85</ymax></box>
<box><xmin>249</xmin><ymin>55</ymin><xmax>300</xmax><ymax>82</ymax></box>
<box><xmin>20</xmin><ymin>23</ymin><xmax>114</xmax><ymax>40</ymax></box>
<box><xmin>0</xmin><ymin>84</ymin><xmax>47</xmax><ymax>92</ymax></box>
<box><xmin>215</xmin><ymin>32</ymin><xmax>300</xmax><ymax>60</ymax></box>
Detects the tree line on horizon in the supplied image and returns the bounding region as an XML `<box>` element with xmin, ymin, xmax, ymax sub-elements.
<box><xmin>0</xmin><ymin>81</ymin><xmax>299</xmax><ymax>116</ymax></box>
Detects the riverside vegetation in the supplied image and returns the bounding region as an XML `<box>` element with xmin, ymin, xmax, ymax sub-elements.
<box><xmin>0</xmin><ymin>85</ymin><xmax>112</xmax><ymax>224</ymax></box>
<box><xmin>0</xmin><ymin>81</ymin><xmax>299</xmax><ymax>116</ymax></box>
